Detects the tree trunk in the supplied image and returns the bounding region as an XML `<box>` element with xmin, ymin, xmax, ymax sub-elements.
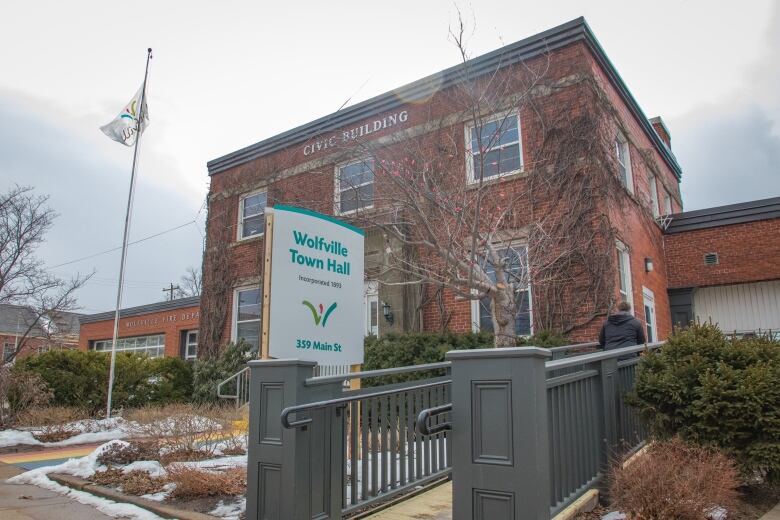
<box><xmin>491</xmin><ymin>287</ymin><xmax>517</xmax><ymax>347</ymax></box>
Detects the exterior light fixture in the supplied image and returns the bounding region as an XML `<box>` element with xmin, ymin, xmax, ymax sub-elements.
<box><xmin>382</xmin><ymin>301</ymin><xmax>394</xmax><ymax>325</ymax></box>
<box><xmin>645</xmin><ymin>257</ymin><xmax>654</xmax><ymax>272</ymax></box>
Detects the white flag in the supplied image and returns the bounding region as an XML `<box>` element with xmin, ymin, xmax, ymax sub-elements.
<box><xmin>100</xmin><ymin>84</ymin><xmax>149</xmax><ymax>146</ymax></box>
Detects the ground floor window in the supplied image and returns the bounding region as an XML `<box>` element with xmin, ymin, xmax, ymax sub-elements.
<box><xmin>3</xmin><ymin>342</ymin><xmax>14</xmax><ymax>362</ymax></box>
<box><xmin>233</xmin><ymin>286</ymin><xmax>261</xmax><ymax>352</ymax></box>
<box><xmin>643</xmin><ymin>287</ymin><xmax>657</xmax><ymax>343</ymax></box>
<box><xmin>471</xmin><ymin>245</ymin><xmax>532</xmax><ymax>336</ymax></box>
<box><xmin>92</xmin><ymin>334</ymin><xmax>165</xmax><ymax>357</ymax></box>
<box><xmin>184</xmin><ymin>330</ymin><xmax>198</xmax><ymax>360</ymax></box>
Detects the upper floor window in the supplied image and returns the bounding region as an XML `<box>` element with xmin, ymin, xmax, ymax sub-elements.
<box><xmin>649</xmin><ymin>175</ymin><xmax>660</xmax><ymax>217</ymax></box>
<box><xmin>238</xmin><ymin>191</ymin><xmax>267</xmax><ymax>240</ymax></box>
<box><xmin>616</xmin><ymin>240</ymin><xmax>633</xmax><ymax>308</ymax></box>
<box><xmin>662</xmin><ymin>189</ymin><xmax>673</xmax><ymax>214</ymax></box>
<box><xmin>471</xmin><ymin>245</ymin><xmax>532</xmax><ymax>336</ymax></box>
<box><xmin>233</xmin><ymin>286</ymin><xmax>261</xmax><ymax>353</ymax></box>
<box><xmin>466</xmin><ymin>113</ymin><xmax>523</xmax><ymax>183</ymax></box>
<box><xmin>615</xmin><ymin>133</ymin><xmax>633</xmax><ymax>194</ymax></box>
<box><xmin>336</xmin><ymin>159</ymin><xmax>374</xmax><ymax>215</ymax></box>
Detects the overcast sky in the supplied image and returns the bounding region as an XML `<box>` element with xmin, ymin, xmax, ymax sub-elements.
<box><xmin>1</xmin><ymin>0</ymin><xmax>778</xmax><ymax>313</ymax></box>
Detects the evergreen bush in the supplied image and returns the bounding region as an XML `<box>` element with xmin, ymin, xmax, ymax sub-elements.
<box><xmin>16</xmin><ymin>349</ymin><xmax>193</xmax><ymax>413</ymax></box>
<box><xmin>628</xmin><ymin>323</ymin><xmax>780</xmax><ymax>480</ymax></box>
<box><xmin>191</xmin><ymin>341</ymin><xmax>252</xmax><ymax>403</ymax></box>
<box><xmin>362</xmin><ymin>330</ymin><xmax>567</xmax><ymax>386</ymax></box>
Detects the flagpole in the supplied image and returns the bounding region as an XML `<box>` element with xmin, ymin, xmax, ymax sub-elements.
<box><xmin>106</xmin><ymin>48</ymin><xmax>152</xmax><ymax>419</ymax></box>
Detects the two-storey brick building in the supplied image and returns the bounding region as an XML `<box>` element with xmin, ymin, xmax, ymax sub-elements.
<box><xmin>198</xmin><ymin>17</ymin><xmax>684</xmax><ymax>355</ymax></box>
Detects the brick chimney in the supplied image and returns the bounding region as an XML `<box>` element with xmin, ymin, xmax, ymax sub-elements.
<box><xmin>650</xmin><ymin>116</ymin><xmax>671</xmax><ymax>149</ymax></box>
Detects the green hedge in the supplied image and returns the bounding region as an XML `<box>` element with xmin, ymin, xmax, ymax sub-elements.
<box><xmin>16</xmin><ymin>350</ymin><xmax>193</xmax><ymax>413</ymax></box>
<box><xmin>628</xmin><ymin>323</ymin><xmax>780</xmax><ymax>480</ymax></box>
<box><xmin>362</xmin><ymin>330</ymin><xmax>567</xmax><ymax>386</ymax></box>
<box><xmin>191</xmin><ymin>341</ymin><xmax>252</xmax><ymax>403</ymax></box>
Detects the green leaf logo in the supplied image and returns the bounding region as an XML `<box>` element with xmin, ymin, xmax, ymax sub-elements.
<box><xmin>302</xmin><ymin>301</ymin><xmax>338</xmax><ymax>327</ymax></box>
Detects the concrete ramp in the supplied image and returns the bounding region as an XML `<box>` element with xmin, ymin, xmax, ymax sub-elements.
<box><xmin>365</xmin><ymin>481</ymin><xmax>452</xmax><ymax>519</ymax></box>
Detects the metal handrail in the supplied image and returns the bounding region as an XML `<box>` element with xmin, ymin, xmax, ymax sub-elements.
<box><xmin>416</xmin><ymin>403</ymin><xmax>453</xmax><ymax>435</ymax></box>
<box><xmin>305</xmin><ymin>361</ymin><xmax>451</xmax><ymax>386</ymax></box>
<box><xmin>545</xmin><ymin>341</ymin><xmax>665</xmax><ymax>371</ymax></box>
<box><xmin>216</xmin><ymin>366</ymin><xmax>250</xmax><ymax>399</ymax></box>
<box><xmin>281</xmin><ymin>379</ymin><xmax>451</xmax><ymax>429</ymax></box>
<box><xmin>305</xmin><ymin>340</ymin><xmax>603</xmax><ymax>387</ymax></box>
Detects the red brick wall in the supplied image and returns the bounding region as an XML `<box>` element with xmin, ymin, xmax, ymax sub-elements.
<box><xmin>664</xmin><ymin>218</ymin><xmax>780</xmax><ymax>289</ymax></box>
<box><xmin>78</xmin><ymin>305</ymin><xmax>200</xmax><ymax>358</ymax></box>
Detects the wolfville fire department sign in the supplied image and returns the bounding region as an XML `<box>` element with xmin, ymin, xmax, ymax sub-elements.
<box><xmin>264</xmin><ymin>205</ymin><xmax>365</xmax><ymax>364</ymax></box>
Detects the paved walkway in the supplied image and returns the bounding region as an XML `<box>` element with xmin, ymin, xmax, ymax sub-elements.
<box><xmin>761</xmin><ymin>502</ymin><xmax>780</xmax><ymax>520</ymax></box>
<box><xmin>0</xmin><ymin>462</ymin><xmax>115</xmax><ymax>520</ymax></box>
<box><xmin>365</xmin><ymin>481</ymin><xmax>452</xmax><ymax>519</ymax></box>
<box><xmin>0</xmin><ymin>443</ymin><xmax>102</xmax><ymax>470</ymax></box>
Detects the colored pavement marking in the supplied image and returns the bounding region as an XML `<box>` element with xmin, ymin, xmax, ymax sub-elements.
<box><xmin>0</xmin><ymin>443</ymin><xmax>102</xmax><ymax>469</ymax></box>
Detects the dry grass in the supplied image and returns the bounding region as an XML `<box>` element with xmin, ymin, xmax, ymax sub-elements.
<box><xmin>16</xmin><ymin>406</ymin><xmax>91</xmax><ymax>443</ymax></box>
<box><xmin>609</xmin><ymin>439</ymin><xmax>740</xmax><ymax>519</ymax></box>
<box><xmin>91</xmin><ymin>468</ymin><xmax>167</xmax><ymax>496</ymax></box>
<box><xmin>165</xmin><ymin>466</ymin><xmax>246</xmax><ymax>499</ymax></box>
<box><xmin>159</xmin><ymin>448</ymin><xmax>212</xmax><ymax>465</ymax></box>
<box><xmin>124</xmin><ymin>403</ymin><xmax>236</xmax><ymax>457</ymax></box>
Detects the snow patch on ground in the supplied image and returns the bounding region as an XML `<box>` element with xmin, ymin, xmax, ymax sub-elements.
<box><xmin>210</xmin><ymin>497</ymin><xmax>246</xmax><ymax>520</ymax></box>
<box><xmin>7</xmin><ymin>441</ymin><xmax>164</xmax><ymax>520</ymax></box>
<box><xmin>0</xmin><ymin>418</ymin><xmax>131</xmax><ymax>448</ymax></box>
<box><xmin>170</xmin><ymin>455</ymin><xmax>247</xmax><ymax>471</ymax></box>
<box><xmin>122</xmin><ymin>460</ymin><xmax>166</xmax><ymax>478</ymax></box>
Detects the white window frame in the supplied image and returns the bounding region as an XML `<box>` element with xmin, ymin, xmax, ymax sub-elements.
<box><xmin>615</xmin><ymin>132</ymin><xmax>634</xmax><ymax>194</ymax></box>
<box><xmin>237</xmin><ymin>190</ymin><xmax>267</xmax><ymax>241</ymax></box>
<box><xmin>616</xmin><ymin>240</ymin><xmax>634</xmax><ymax>310</ymax></box>
<box><xmin>465</xmin><ymin>111</ymin><xmax>524</xmax><ymax>184</ymax></box>
<box><xmin>642</xmin><ymin>286</ymin><xmax>657</xmax><ymax>343</ymax></box>
<box><xmin>470</xmin><ymin>244</ymin><xmax>533</xmax><ymax>337</ymax></box>
<box><xmin>649</xmin><ymin>175</ymin><xmax>660</xmax><ymax>217</ymax></box>
<box><xmin>335</xmin><ymin>158</ymin><xmax>375</xmax><ymax>216</ymax></box>
<box><xmin>92</xmin><ymin>334</ymin><xmax>166</xmax><ymax>358</ymax></box>
<box><xmin>662</xmin><ymin>189</ymin><xmax>673</xmax><ymax>215</ymax></box>
<box><xmin>364</xmin><ymin>280</ymin><xmax>379</xmax><ymax>337</ymax></box>
<box><xmin>184</xmin><ymin>330</ymin><xmax>198</xmax><ymax>360</ymax></box>
<box><xmin>232</xmin><ymin>285</ymin><xmax>261</xmax><ymax>350</ymax></box>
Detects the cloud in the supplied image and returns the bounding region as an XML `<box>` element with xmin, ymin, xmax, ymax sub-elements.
<box><xmin>0</xmin><ymin>90</ymin><xmax>205</xmax><ymax>313</ymax></box>
<box><xmin>670</xmin><ymin>2</ymin><xmax>780</xmax><ymax>210</ymax></box>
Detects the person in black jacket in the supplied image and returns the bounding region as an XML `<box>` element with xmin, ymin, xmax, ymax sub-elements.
<box><xmin>598</xmin><ymin>301</ymin><xmax>646</xmax><ymax>350</ymax></box>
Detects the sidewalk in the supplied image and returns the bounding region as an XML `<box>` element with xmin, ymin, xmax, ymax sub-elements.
<box><xmin>0</xmin><ymin>462</ymin><xmax>114</xmax><ymax>520</ymax></box>
<box><xmin>761</xmin><ymin>502</ymin><xmax>780</xmax><ymax>520</ymax></box>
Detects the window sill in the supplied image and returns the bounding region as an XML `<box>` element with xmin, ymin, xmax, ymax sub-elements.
<box><xmin>232</xmin><ymin>233</ymin><xmax>264</xmax><ymax>247</ymax></box>
<box><xmin>466</xmin><ymin>168</ymin><xmax>528</xmax><ymax>189</ymax></box>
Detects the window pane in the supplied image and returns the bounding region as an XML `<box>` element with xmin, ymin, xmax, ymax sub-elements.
<box><xmin>243</xmin><ymin>193</ymin><xmax>267</xmax><ymax>218</ymax></box>
<box><xmin>237</xmin><ymin>321</ymin><xmax>260</xmax><ymax>352</ymax></box>
<box><xmin>242</xmin><ymin>215</ymin><xmax>264</xmax><ymax>238</ymax></box>
<box><xmin>340</xmin><ymin>184</ymin><xmax>373</xmax><ymax>213</ymax></box>
<box><xmin>472</xmin><ymin>117</ymin><xmax>518</xmax><ymax>150</ymax></box>
<box><xmin>238</xmin><ymin>289</ymin><xmax>261</xmax><ymax>321</ymax></box>
<box><xmin>370</xmin><ymin>301</ymin><xmax>378</xmax><ymax>328</ymax></box>
<box><xmin>340</xmin><ymin>161</ymin><xmax>374</xmax><ymax>186</ymax></box>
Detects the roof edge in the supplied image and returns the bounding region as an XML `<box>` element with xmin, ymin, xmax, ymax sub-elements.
<box><xmin>207</xmin><ymin>16</ymin><xmax>682</xmax><ymax>180</ymax></box>
<box><xmin>79</xmin><ymin>296</ymin><xmax>201</xmax><ymax>324</ymax></box>
<box><xmin>665</xmin><ymin>196</ymin><xmax>780</xmax><ymax>234</ymax></box>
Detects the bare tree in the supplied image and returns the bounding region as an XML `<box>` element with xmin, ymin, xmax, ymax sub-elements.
<box><xmin>0</xmin><ymin>186</ymin><xmax>91</xmax><ymax>362</ymax></box>
<box><xmin>177</xmin><ymin>265</ymin><xmax>202</xmax><ymax>297</ymax></box>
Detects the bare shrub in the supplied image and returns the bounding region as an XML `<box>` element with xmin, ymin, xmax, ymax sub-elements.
<box><xmin>166</xmin><ymin>466</ymin><xmax>246</xmax><ymax>499</ymax></box>
<box><xmin>609</xmin><ymin>439</ymin><xmax>740</xmax><ymax>519</ymax></box>
<box><xmin>159</xmin><ymin>448</ymin><xmax>212</xmax><ymax>465</ymax></box>
<box><xmin>125</xmin><ymin>403</ymin><xmax>232</xmax><ymax>457</ymax></box>
<box><xmin>0</xmin><ymin>368</ymin><xmax>52</xmax><ymax>428</ymax></box>
<box><xmin>16</xmin><ymin>406</ymin><xmax>89</xmax><ymax>442</ymax></box>
<box><xmin>97</xmin><ymin>441</ymin><xmax>159</xmax><ymax>466</ymax></box>
<box><xmin>91</xmin><ymin>468</ymin><xmax>167</xmax><ymax>496</ymax></box>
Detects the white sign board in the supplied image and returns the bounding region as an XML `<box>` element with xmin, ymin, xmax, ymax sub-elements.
<box><xmin>267</xmin><ymin>205</ymin><xmax>365</xmax><ymax>364</ymax></box>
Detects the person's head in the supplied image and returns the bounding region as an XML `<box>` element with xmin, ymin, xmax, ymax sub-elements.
<box><xmin>617</xmin><ymin>301</ymin><xmax>632</xmax><ymax>313</ymax></box>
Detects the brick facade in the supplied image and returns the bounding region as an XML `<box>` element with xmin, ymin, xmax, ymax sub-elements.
<box><xmin>202</xmin><ymin>19</ymin><xmax>683</xmax><ymax>349</ymax></box>
<box><xmin>664</xmin><ymin>218</ymin><xmax>780</xmax><ymax>290</ymax></box>
<box><xmin>78</xmin><ymin>301</ymin><xmax>200</xmax><ymax>359</ymax></box>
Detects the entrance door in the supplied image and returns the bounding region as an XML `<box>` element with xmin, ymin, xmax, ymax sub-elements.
<box><xmin>643</xmin><ymin>287</ymin><xmax>657</xmax><ymax>343</ymax></box>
